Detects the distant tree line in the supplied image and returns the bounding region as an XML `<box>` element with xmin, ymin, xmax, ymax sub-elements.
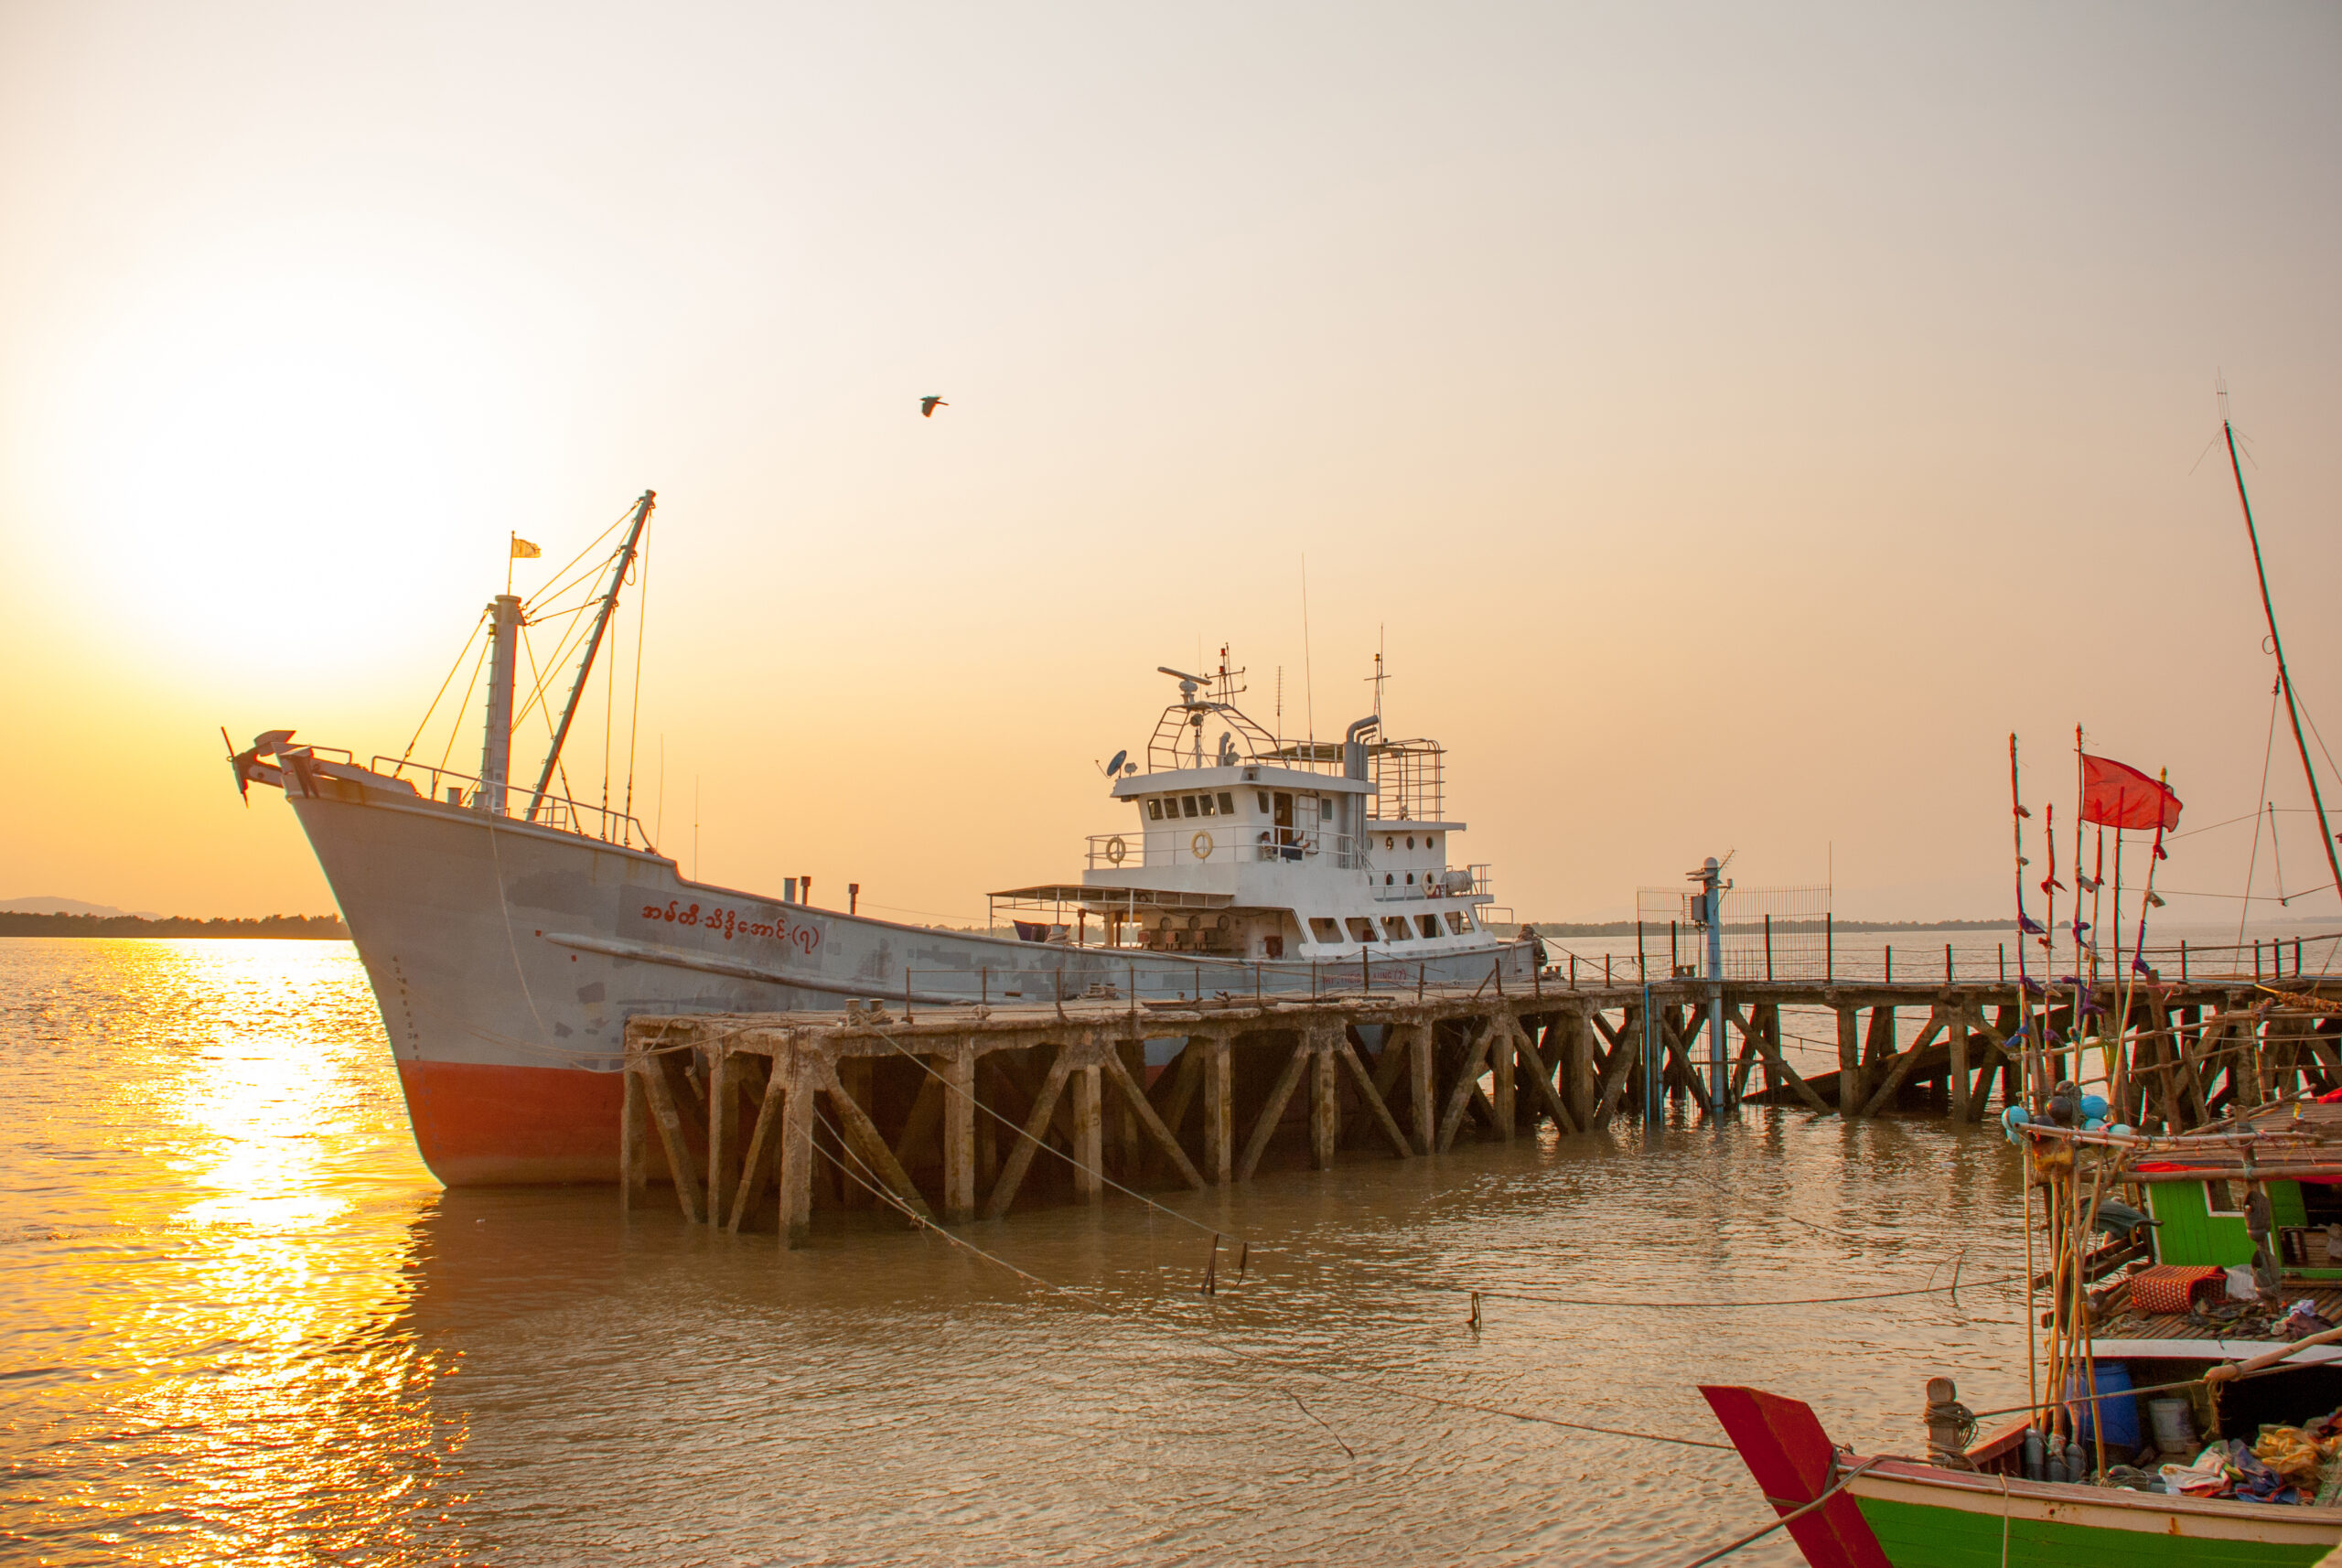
<box><xmin>0</xmin><ymin>912</ymin><xmax>349</xmax><ymax>940</ymax></box>
<box><xmin>1531</xmin><ymin>917</ymin><xmax>2015</xmax><ymax>937</ymax></box>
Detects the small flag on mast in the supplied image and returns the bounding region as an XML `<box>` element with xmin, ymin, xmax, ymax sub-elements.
<box><xmin>510</xmin><ymin>534</ymin><xmax>542</xmax><ymax>560</ymax></box>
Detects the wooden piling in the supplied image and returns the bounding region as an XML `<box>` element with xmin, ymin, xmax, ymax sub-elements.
<box><xmin>1070</xmin><ymin>1058</ymin><xmax>1103</xmax><ymax>1200</ymax></box>
<box><xmin>1947</xmin><ymin>1005</ymin><xmax>1971</xmax><ymax>1121</ymax></box>
<box><xmin>1309</xmin><ymin>1036</ymin><xmax>1339</xmax><ymax>1170</ymax></box>
<box><xmin>778</xmin><ymin>1048</ymin><xmax>814</xmax><ymax>1248</ymax></box>
<box><xmin>1203</xmin><ymin>1036</ymin><xmax>1234</xmax><ymax>1182</ymax></box>
<box><xmin>613</xmin><ymin>968</ymin><xmax>2342</xmax><ymax>1235</ymax></box>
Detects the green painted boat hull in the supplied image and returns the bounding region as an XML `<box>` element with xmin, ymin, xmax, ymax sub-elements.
<box><xmin>1853</xmin><ymin>1486</ymin><xmax>2338</xmax><ymax>1567</ymax></box>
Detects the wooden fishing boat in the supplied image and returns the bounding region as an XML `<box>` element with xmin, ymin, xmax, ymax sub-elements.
<box><xmin>1703</xmin><ymin>1382</ymin><xmax>2342</xmax><ymax>1567</ymax></box>
<box><xmin>1703</xmin><ymin>1101</ymin><xmax>2342</xmax><ymax>1565</ymax></box>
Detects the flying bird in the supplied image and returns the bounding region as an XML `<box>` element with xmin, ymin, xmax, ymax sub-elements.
<box><xmin>919</xmin><ymin>396</ymin><xmax>948</xmax><ymax>418</ymax></box>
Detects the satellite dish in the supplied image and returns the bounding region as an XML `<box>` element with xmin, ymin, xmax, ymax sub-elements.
<box><xmin>1104</xmin><ymin>749</ymin><xmax>1128</xmax><ymax>778</ymax></box>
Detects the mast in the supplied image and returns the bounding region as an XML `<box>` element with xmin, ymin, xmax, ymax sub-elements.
<box><xmin>2222</xmin><ymin>408</ymin><xmax>2342</xmax><ymax>906</ymax></box>
<box><xmin>526</xmin><ymin>489</ymin><xmax>656</xmax><ymax>823</ymax></box>
<box><xmin>479</xmin><ymin>594</ymin><xmax>521</xmax><ymax>814</ymax></box>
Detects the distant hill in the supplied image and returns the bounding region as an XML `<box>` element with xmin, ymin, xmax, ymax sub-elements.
<box><xmin>0</xmin><ymin>896</ymin><xmax>160</xmax><ymax>918</ymax></box>
<box><xmin>0</xmin><ymin>912</ymin><xmax>349</xmax><ymax>940</ymax></box>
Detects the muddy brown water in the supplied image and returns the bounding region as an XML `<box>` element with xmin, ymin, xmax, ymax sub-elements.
<box><xmin>1</xmin><ymin>937</ymin><xmax>2055</xmax><ymax>1565</ymax></box>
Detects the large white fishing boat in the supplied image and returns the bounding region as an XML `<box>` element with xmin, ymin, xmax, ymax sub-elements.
<box><xmin>232</xmin><ymin>492</ymin><xmax>1535</xmax><ymax>1185</ymax></box>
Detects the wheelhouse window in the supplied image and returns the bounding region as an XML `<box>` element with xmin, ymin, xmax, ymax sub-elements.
<box><xmin>1147</xmin><ymin>800</ymin><xmax>1164</xmax><ymax>821</ymax></box>
<box><xmin>1182</xmin><ymin>796</ymin><xmax>1199</xmax><ymax>818</ymax></box>
<box><xmin>1198</xmin><ymin>794</ymin><xmax>1217</xmax><ymax>816</ymax></box>
<box><xmin>1416</xmin><ymin>915</ymin><xmax>1440</xmax><ymax>938</ymax></box>
<box><xmin>1445</xmin><ymin>912</ymin><xmax>1466</xmax><ymax>935</ymax></box>
<box><xmin>1345</xmin><ymin>917</ymin><xmax>1376</xmax><ymax>943</ymax></box>
<box><xmin>1309</xmin><ymin>918</ymin><xmax>1342</xmax><ymax>943</ymax></box>
<box><xmin>1218</xmin><ymin>791</ymin><xmax>1235</xmax><ymax>814</ymax></box>
<box><xmin>1257</xmin><ymin>790</ymin><xmax>1271</xmax><ymax>812</ymax></box>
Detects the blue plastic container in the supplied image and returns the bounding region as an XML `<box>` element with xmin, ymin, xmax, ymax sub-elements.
<box><xmin>2068</xmin><ymin>1361</ymin><xmax>2141</xmax><ymax>1452</ymax></box>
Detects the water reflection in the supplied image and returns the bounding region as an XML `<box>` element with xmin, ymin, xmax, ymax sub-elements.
<box><xmin>5</xmin><ymin>938</ymin><xmax>2050</xmax><ymax>1565</ymax></box>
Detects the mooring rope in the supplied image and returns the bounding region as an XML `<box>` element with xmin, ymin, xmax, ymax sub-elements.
<box><xmin>791</xmin><ymin>1111</ymin><xmax>1735</xmax><ymax>1454</ymax></box>
<box><xmin>1459</xmin><ymin>1274</ymin><xmax>2020</xmax><ymax>1311</ymax></box>
<box><xmin>859</xmin><ymin>1023</ymin><xmax>1258</xmax><ymax>1251</ymax></box>
<box><xmin>1676</xmin><ymin>1457</ymin><xmax>1882</xmax><ymax>1567</ymax></box>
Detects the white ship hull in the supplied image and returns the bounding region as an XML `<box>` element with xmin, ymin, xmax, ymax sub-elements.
<box><xmin>283</xmin><ymin>765</ymin><xmax>1531</xmax><ymax>1187</ymax></box>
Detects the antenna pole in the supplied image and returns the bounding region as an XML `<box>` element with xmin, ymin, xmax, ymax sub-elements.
<box><xmin>1301</xmin><ymin>556</ymin><xmax>1315</xmax><ymax>762</ymax></box>
<box><xmin>2223</xmin><ymin>409</ymin><xmax>2342</xmax><ymax>906</ymax></box>
<box><xmin>527</xmin><ymin>489</ymin><xmax>656</xmax><ymax>822</ymax></box>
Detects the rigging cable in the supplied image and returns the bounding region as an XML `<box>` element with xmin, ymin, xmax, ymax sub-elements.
<box><xmin>2240</xmin><ymin>677</ymin><xmax>2283</xmax><ymax>948</ymax></box>
<box><xmin>515</xmin><ymin>623</ymin><xmax>575</xmax><ymax>808</ymax></box>
<box><xmin>434</xmin><ymin>634</ymin><xmax>494</xmax><ymax>777</ymax></box>
<box><xmin>2270</xmin><ymin>801</ymin><xmax>2291</xmax><ymax>907</ymax></box>
<box><xmin>601</xmin><ymin>579</ymin><xmax>617</xmax><ymax>830</ymax></box>
<box><xmin>398</xmin><ymin>609</ymin><xmax>489</xmax><ymax>770</ymax></box>
<box><xmin>522</xmin><ymin>499</ymin><xmax>635</xmax><ymax>613</ymax></box>
<box><xmin>623</xmin><ymin>531</ymin><xmax>650</xmax><ymax>840</ymax></box>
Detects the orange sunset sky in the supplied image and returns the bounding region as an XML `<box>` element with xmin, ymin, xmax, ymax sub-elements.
<box><xmin>2</xmin><ymin>3</ymin><xmax>2337</xmax><ymax>926</ymax></box>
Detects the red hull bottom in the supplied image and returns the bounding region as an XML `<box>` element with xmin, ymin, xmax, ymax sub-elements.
<box><xmin>395</xmin><ymin>1059</ymin><xmax>624</xmax><ymax>1186</ymax></box>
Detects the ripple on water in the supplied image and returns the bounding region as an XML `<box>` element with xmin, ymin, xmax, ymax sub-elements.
<box><xmin>0</xmin><ymin>937</ymin><xmax>2036</xmax><ymax>1566</ymax></box>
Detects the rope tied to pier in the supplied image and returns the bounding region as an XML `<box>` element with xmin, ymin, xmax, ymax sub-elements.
<box><xmin>1676</xmin><ymin>1456</ymin><xmax>1882</xmax><ymax>1567</ymax></box>
<box><xmin>856</xmin><ymin>1023</ymin><xmax>1264</xmax><ymax>1253</ymax></box>
<box><xmin>792</xmin><ymin>1105</ymin><xmax>1738</xmax><ymax>1455</ymax></box>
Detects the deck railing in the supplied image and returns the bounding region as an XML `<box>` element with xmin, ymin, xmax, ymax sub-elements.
<box><xmin>371</xmin><ymin>757</ymin><xmax>656</xmax><ymax>850</ymax></box>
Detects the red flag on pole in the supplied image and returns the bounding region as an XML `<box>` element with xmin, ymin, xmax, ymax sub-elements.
<box><xmin>2080</xmin><ymin>755</ymin><xmax>2182</xmax><ymax>832</ymax></box>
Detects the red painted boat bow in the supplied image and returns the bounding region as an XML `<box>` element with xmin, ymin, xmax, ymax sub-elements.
<box><xmin>1699</xmin><ymin>1386</ymin><xmax>1893</xmax><ymax>1568</ymax></box>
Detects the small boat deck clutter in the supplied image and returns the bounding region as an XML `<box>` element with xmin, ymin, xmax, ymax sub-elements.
<box><xmin>1706</xmin><ymin>1075</ymin><xmax>2342</xmax><ymax>1565</ymax></box>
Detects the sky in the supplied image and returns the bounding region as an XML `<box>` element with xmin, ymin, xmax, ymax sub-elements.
<box><xmin>1</xmin><ymin>1</ymin><xmax>2337</xmax><ymax>926</ymax></box>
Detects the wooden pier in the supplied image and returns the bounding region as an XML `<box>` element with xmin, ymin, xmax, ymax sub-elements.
<box><xmin>620</xmin><ymin>972</ymin><xmax>2342</xmax><ymax>1244</ymax></box>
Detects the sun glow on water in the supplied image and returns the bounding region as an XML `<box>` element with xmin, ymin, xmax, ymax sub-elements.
<box><xmin>0</xmin><ymin>940</ymin><xmax>457</xmax><ymax>1566</ymax></box>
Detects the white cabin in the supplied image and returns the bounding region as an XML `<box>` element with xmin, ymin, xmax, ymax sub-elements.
<box><xmin>992</xmin><ymin>661</ymin><xmax>1506</xmax><ymax>963</ymax></box>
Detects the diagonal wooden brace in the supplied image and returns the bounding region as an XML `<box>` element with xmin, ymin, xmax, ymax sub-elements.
<box><xmin>1511</xmin><ymin>1019</ymin><xmax>1578</xmax><ymax>1133</ymax></box>
<box><xmin>1435</xmin><ymin>1021</ymin><xmax>1500</xmax><ymax>1152</ymax></box>
<box><xmin>821</xmin><ymin>1062</ymin><xmax>934</xmax><ymax>1220</ymax></box>
<box><xmin>1336</xmin><ymin>1033</ymin><xmax>1413</xmax><ymax>1156</ymax></box>
<box><xmin>1236</xmin><ymin>1037</ymin><xmax>1311</xmax><ymax>1181</ymax></box>
<box><xmin>1099</xmin><ymin>1045</ymin><xmax>1207</xmax><ymax>1189</ymax></box>
<box><xmin>983</xmin><ymin>1045</ymin><xmax>1077</xmax><ymax>1219</ymax></box>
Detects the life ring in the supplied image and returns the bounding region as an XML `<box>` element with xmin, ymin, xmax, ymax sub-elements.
<box><xmin>1191</xmin><ymin>831</ymin><xmax>1213</xmax><ymax>860</ymax></box>
<box><xmin>1105</xmin><ymin>835</ymin><xmax>1127</xmax><ymax>865</ymax></box>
